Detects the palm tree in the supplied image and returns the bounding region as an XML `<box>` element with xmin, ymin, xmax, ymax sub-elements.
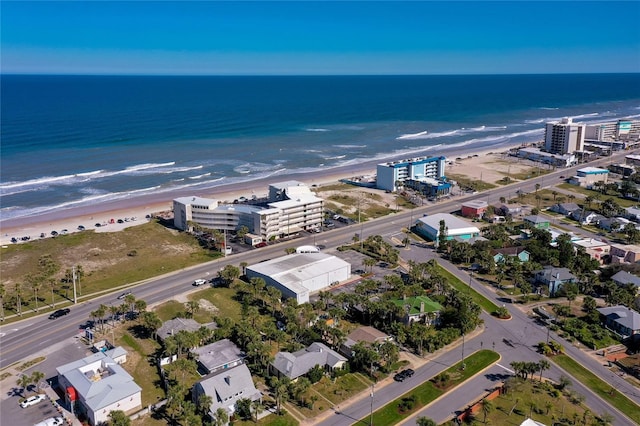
<box><xmin>109</xmin><ymin>305</ymin><xmax>119</xmax><ymax>326</ymax></box>
<box><xmin>213</xmin><ymin>407</ymin><xmax>229</xmax><ymax>426</ymax></box>
<box><xmin>251</xmin><ymin>399</ymin><xmax>264</xmax><ymax>422</ymax></box>
<box><xmin>538</xmin><ymin>359</ymin><xmax>550</xmax><ymax>381</ymax></box>
<box><xmin>124</xmin><ymin>293</ymin><xmax>136</xmax><ymax>315</ymax></box>
<box><xmin>197</xmin><ymin>393</ymin><xmax>213</xmax><ymax>417</ymax></box>
<box><xmin>17</xmin><ymin>374</ymin><xmax>32</xmax><ymax>396</ymax></box>
<box><xmin>30</xmin><ymin>371</ymin><xmax>45</xmax><ymax>393</ymax></box>
<box><xmin>481</xmin><ymin>398</ymin><xmax>494</xmax><ymax>424</ymax></box>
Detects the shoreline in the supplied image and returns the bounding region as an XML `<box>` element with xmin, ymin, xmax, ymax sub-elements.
<box><xmin>0</xmin><ymin>143</ymin><xmax>526</xmax><ymax>246</ymax></box>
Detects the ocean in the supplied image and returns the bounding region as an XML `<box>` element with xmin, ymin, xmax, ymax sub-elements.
<box><xmin>1</xmin><ymin>74</ymin><xmax>639</xmax><ymax>223</ymax></box>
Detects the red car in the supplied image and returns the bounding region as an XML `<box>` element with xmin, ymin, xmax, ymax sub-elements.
<box><xmin>255</xmin><ymin>242</ymin><xmax>268</xmax><ymax>248</ymax></box>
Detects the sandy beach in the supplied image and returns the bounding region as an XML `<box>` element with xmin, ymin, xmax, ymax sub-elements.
<box><xmin>0</xmin><ymin>144</ymin><xmax>528</xmax><ymax>246</ymax></box>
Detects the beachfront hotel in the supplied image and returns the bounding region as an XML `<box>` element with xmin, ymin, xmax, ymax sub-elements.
<box><xmin>376</xmin><ymin>156</ymin><xmax>446</xmax><ymax>192</ymax></box>
<box><xmin>173</xmin><ymin>181</ymin><xmax>324</xmax><ymax>241</ymax></box>
<box><xmin>544</xmin><ymin>117</ymin><xmax>586</xmax><ymax>154</ymax></box>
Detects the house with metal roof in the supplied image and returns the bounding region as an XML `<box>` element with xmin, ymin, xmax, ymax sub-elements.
<box><xmin>414</xmin><ymin>213</ymin><xmax>480</xmax><ymax>246</ymax></box>
<box><xmin>192</xmin><ymin>363</ymin><xmax>261</xmax><ymax>417</ymax></box>
<box><xmin>597</xmin><ymin>305</ymin><xmax>640</xmax><ymax>341</ymax></box>
<box><xmin>56</xmin><ymin>349</ymin><xmax>141</xmax><ymax>426</ymax></box>
<box><xmin>523</xmin><ymin>215</ymin><xmax>550</xmax><ymax>229</ymax></box>
<box><xmin>271</xmin><ymin>342</ymin><xmax>346</xmax><ymax>380</ymax></box>
<box><xmin>390</xmin><ymin>295</ymin><xmax>443</xmax><ymax>325</ymax></box>
<box><xmin>246</xmin><ymin>253</ymin><xmax>351</xmax><ymax>304</ymax></box>
<box><xmin>549</xmin><ymin>203</ymin><xmax>581</xmax><ymax>216</ymax></box>
<box><xmin>157</xmin><ymin>318</ymin><xmax>202</xmax><ymax>342</ymax></box>
<box><xmin>491</xmin><ymin>247</ymin><xmax>530</xmax><ymax>264</ymax></box>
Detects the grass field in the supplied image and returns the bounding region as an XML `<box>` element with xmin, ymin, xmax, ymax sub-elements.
<box><xmin>1</xmin><ymin>221</ymin><xmax>218</xmax><ymax>323</ymax></box>
<box><xmin>369</xmin><ymin>350</ymin><xmax>499</xmax><ymax>425</ymax></box>
<box><xmin>436</xmin><ymin>265</ymin><xmax>501</xmax><ymax>314</ymax></box>
<box><xmin>552</xmin><ymin>354</ymin><xmax>640</xmax><ymax>424</ymax></box>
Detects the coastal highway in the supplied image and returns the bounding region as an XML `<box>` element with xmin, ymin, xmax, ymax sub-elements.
<box><xmin>0</xmin><ymin>151</ymin><xmax>628</xmax><ymax>368</ymax></box>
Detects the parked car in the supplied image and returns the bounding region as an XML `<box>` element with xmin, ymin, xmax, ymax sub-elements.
<box><xmin>193</xmin><ymin>279</ymin><xmax>207</xmax><ymax>286</ymax></box>
<box><xmin>34</xmin><ymin>416</ymin><xmax>65</xmax><ymax>426</ymax></box>
<box><xmin>255</xmin><ymin>242</ymin><xmax>268</xmax><ymax>248</ymax></box>
<box><xmin>49</xmin><ymin>308</ymin><xmax>70</xmax><ymax>319</ymax></box>
<box><xmin>77</xmin><ymin>225</ymin><xmax>85</xmax><ymax>231</ymax></box>
<box><xmin>20</xmin><ymin>394</ymin><xmax>46</xmax><ymax>408</ymax></box>
<box><xmin>117</xmin><ymin>291</ymin><xmax>132</xmax><ymax>300</ymax></box>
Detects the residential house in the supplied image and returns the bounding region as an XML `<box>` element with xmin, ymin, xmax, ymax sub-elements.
<box><xmin>597</xmin><ymin>305</ymin><xmax>640</xmax><ymax>341</ymax></box>
<box><xmin>191</xmin><ymin>339</ymin><xmax>244</xmax><ymax>375</ymax></box>
<box><xmin>598</xmin><ymin>217</ymin><xmax>631</xmax><ymax>232</ymax></box>
<box><xmin>534</xmin><ymin>267</ymin><xmax>578</xmax><ymax>296</ymax></box>
<box><xmin>341</xmin><ymin>326</ymin><xmax>393</xmax><ymax>358</ymax></box>
<box><xmin>498</xmin><ymin>204</ymin><xmax>522</xmax><ymax>217</ymax></box>
<box><xmin>192</xmin><ymin>363</ymin><xmax>261</xmax><ymax>417</ymax></box>
<box><xmin>452</xmin><ymin>235</ymin><xmax>488</xmax><ymax>245</ymax></box>
<box><xmin>611</xmin><ymin>271</ymin><xmax>640</xmax><ymax>294</ymax></box>
<box><xmin>549</xmin><ymin>203</ymin><xmax>581</xmax><ymax>216</ymax></box>
<box><xmin>624</xmin><ymin>206</ymin><xmax>640</xmax><ymax>222</ymax></box>
<box><xmin>610</xmin><ymin>244</ymin><xmax>640</xmax><ymax>264</ymax></box>
<box><xmin>523</xmin><ymin>215</ymin><xmax>550</xmax><ymax>229</ymax></box>
<box><xmin>271</xmin><ymin>342</ymin><xmax>346</xmax><ymax>380</ymax></box>
<box><xmin>572</xmin><ymin>238</ymin><xmax>610</xmax><ymax>264</ymax></box>
<box><xmin>570</xmin><ymin>210</ymin><xmax>604</xmax><ymax>226</ymax></box>
<box><xmin>461</xmin><ymin>200</ymin><xmax>488</xmax><ymax>219</ymax></box>
<box><xmin>491</xmin><ymin>247</ymin><xmax>530</xmax><ymax>264</ymax></box>
<box><xmin>391</xmin><ymin>295</ymin><xmax>443</xmax><ymax>325</ymax></box>
<box><xmin>57</xmin><ymin>348</ymin><xmax>142</xmax><ymax>426</ymax></box>
<box><xmin>157</xmin><ymin>318</ymin><xmax>206</xmax><ymax>342</ymax></box>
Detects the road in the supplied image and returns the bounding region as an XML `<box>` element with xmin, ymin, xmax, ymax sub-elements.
<box><xmin>1</xmin><ymin>150</ymin><xmax>636</xmax><ymax>423</ymax></box>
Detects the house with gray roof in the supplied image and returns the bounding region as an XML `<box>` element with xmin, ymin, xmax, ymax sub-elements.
<box><xmin>534</xmin><ymin>267</ymin><xmax>577</xmax><ymax>296</ymax></box>
<box><xmin>192</xmin><ymin>363</ymin><xmax>261</xmax><ymax>417</ymax></box>
<box><xmin>271</xmin><ymin>342</ymin><xmax>346</xmax><ymax>380</ymax></box>
<box><xmin>57</xmin><ymin>348</ymin><xmax>141</xmax><ymax>426</ymax></box>
<box><xmin>157</xmin><ymin>318</ymin><xmax>202</xmax><ymax>341</ymax></box>
<box><xmin>611</xmin><ymin>271</ymin><xmax>640</xmax><ymax>294</ymax></box>
<box><xmin>191</xmin><ymin>339</ymin><xmax>245</xmax><ymax>375</ymax></box>
<box><xmin>549</xmin><ymin>203</ymin><xmax>581</xmax><ymax>216</ymax></box>
<box><xmin>341</xmin><ymin>326</ymin><xmax>392</xmax><ymax>358</ymax></box>
<box><xmin>597</xmin><ymin>305</ymin><xmax>640</xmax><ymax>341</ymax></box>
<box><xmin>624</xmin><ymin>206</ymin><xmax>640</xmax><ymax>222</ymax></box>
<box><xmin>524</xmin><ymin>215</ymin><xmax>550</xmax><ymax>229</ymax></box>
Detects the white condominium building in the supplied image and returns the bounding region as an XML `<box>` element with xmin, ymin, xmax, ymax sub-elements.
<box><xmin>544</xmin><ymin>117</ymin><xmax>585</xmax><ymax>154</ymax></box>
<box><xmin>376</xmin><ymin>156</ymin><xmax>446</xmax><ymax>192</ymax></box>
<box><xmin>173</xmin><ymin>181</ymin><xmax>323</xmax><ymax>241</ymax></box>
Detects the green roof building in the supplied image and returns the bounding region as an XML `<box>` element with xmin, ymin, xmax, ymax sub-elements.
<box><xmin>392</xmin><ymin>295</ymin><xmax>443</xmax><ymax>325</ymax></box>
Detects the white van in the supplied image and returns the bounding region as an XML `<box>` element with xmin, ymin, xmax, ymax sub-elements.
<box><xmin>193</xmin><ymin>279</ymin><xmax>207</xmax><ymax>286</ymax></box>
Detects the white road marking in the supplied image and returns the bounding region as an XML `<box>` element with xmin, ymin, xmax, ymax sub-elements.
<box><xmin>496</xmin><ymin>363</ymin><xmax>515</xmax><ymax>374</ymax></box>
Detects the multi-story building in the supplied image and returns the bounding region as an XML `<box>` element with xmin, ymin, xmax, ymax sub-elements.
<box><xmin>544</xmin><ymin>117</ymin><xmax>585</xmax><ymax>154</ymax></box>
<box><xmin>173</xmin><ymin>181</ymin><xmax>323</xmax><ymax>241</ymax></box>
<box><xmin>173</xmin><ymin>196</ymin><xmax>261</xmax><ymax>232</ymax></box>
<box><xmin>376</xmin><ymin>156</ymin><xmax>446</xmax><ymax>192</ymax></box>
<box><xmin>586</xmin><ymin>119</ymin><xmax>640</xmax><ymax>142</ymax></box>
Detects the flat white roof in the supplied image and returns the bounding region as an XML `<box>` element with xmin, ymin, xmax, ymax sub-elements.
<box><xmin>174</xmin><ymin>196</ymin><xmax>217</xmax><ymax>206</ymax></box>
<box><xmin>248</xmin><ymin>253</ymin><xmax>349</xmax><ymax>295</ymax></box>
<box><xmin>418</xmin><ymin>213</ymin><xmax>480</xmax><ymax>235</ymax></box>
<box><xmin>462</xmin><ymin>200</ymin><xmax>488</xmax><ymax>209</ymax></box>
<box><xmin>573</xmin><ymin>238</ymin><xmax>610</xmax><ymax>249</ymax></box>
<box><xmin>578</xmin><ymin>167</ymin><xmax>609</xmax><ymax>173</ymax></box>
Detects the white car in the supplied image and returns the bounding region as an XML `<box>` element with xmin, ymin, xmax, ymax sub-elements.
<box><xmin>34</xmin><ymin>417</ymin><xmax>64</xmax><ymax>426</ymax></box>
<box><xmin>193</xmin><ymin>279</ymin><xmax>207</xmax><ymax>286</ymax></box>
<box><xmin>20</xmin><ymin>393</ymin><xmax>46</xmax><ymax>408</ymax></box>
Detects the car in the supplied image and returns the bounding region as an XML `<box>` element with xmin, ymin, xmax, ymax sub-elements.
<box><xmin>394</xmin><ymin>372</ymin><xmax>408</xmax><ymax>382</ymax></box>
<box><xmin>193</xmin><ymin>279</ymin><xmax>207</xmax><ymax>286</ymax></box>
<box><xmin>95</xmin><ymin>223</ymin><xmax>101</xmax><ymax>227</ymax></box>
<box><xmin>60</xmin><ymin>229</ymin><xmax>68</xmax><ymax>235</ymax></box>
<box><xmin>255</xmin><ymin>242</ymin><xmax>268</xmax><ymax>248</ymax></box>
<box><xmin>117</xmin><ymin>219</ymin><xmax>124</xmax><ymax>223</ymax></box>
<box><xmin>77</xmin><ymin>225</ymin><xmax>85</xmax><ymax>231</ymax></box>
<box><xmin>49</xmin><ymin>308</ymin><xmax>70</xmax><ymax>319</ymax></box>
<box><xmin>20</xmin><ymin>394</ymin><xmax>46</xmax><ymax>408</ymax></box>
<box><xmin>34</xmin><ymin>416</ymin><xmax>64</xmax><ymax>426</ymax></box>
<box><xmin>50</xmin><ymin>231</ymin><xmax>58</xmax><ymax>236</ymax></box>
<box><xmin>117</xmin><ymin>291</ymin><xmax>132</xmax><ymax>300</ymax></box>
<box><xmin>402</xmin><ymin>368</ymin><xmax>415</xmax><ymax>378</ymax></box>
<box><xmin>559</xmin><ymin>175</ymin><xmax>565</xmax><ymax>178</ymax></box>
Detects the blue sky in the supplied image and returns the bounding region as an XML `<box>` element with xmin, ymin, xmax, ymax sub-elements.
<box><xmin>2</xmin><ymin>1</ymin><xmax>639</xmax><ymax>75</ymax></box>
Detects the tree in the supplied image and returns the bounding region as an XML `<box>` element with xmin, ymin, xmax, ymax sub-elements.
<box><xmin>251</xmin><ymin>399</ymin><xmax>264</xmax><ymax>422</ymax></box>
<box><xmin>218</xmin><ymin>264</ymin><xmax>240</xmax><ymax>286</ymax></box>
<box><xmin>538</xmin><ymin>359</ymin><xmax>550</xmax><ymax>381</ymax></box>
<box><xmin>17</xmin><ymin>373</ymin><xmax>32</xmax><ymax>396</ymax></box>
<box><xmin>481</xmin><ymin>398</ymin><xmax>494</xmax><ymax>424</ymax></box>
<box><xmin>416</xmin><ymin>417</ymin><xmax>437</xmax><ymax>426</ymax></box>
<box><xmin>437</xmin><ymin>220</ymin><xmax>448</xmax><ymax>252</ymax></box>
<box><xmin>197</xmin><ymin>393</ymin><xmax>213</xmax><ymax>417</ymax></box>
<box><xmin>141</xmin><ymin>311</ymin><xmax>162</xmax><ymax>338</ymax></box>
<box><xmin>108</xmin><ymin>410</ymin><xmax>131</xmax><ymax>426</ymax></box>
<box><xmin>185</xmin><ymin>300</ymin><xmax>200</xmax><ymax>318</ymax></box>
<box><xmin>212</xmin><ymin>408</ymin><xmax>229</xmax><ymax>426</ymax></box>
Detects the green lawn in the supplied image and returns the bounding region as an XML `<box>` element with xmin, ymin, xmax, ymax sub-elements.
<box><xmin>436</xmin><ymin>265</ymin><xmax>501</xmax><ymax>313</ymax></box>
<box><xmin>557</xmin><ymin>184</ymin><xmax>638</xmax><ymax>208</ymax></box>
<box><xmin>189</xmin><ymin>286</ymin><xmax>243</xmax><ymax>322</ymax></box>
<box><xmin>368</xmin><ymin>350</ymin><xmax>499</xmax><ymax>425</ymax></box>
<box><xmin>552</xmin><ymin>354</ymin><xmax>640</xmax><ymax>424</ymax></box>
<box><xmin>235</xmin><ymin>412</ymin><xmax>299</xmax><ymax>426</ymax></box>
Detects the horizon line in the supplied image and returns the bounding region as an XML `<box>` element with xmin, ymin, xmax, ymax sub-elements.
<box><xmin>3</xmin><ymin>71</ymin><xmax>639</xmax><ymax>77</ymax></box>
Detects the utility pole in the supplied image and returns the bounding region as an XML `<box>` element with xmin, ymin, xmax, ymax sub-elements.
<box><xmin>72</xmin><ymin>265</ymin><xmax>77</xmax><ymax>304</ymax></box>
<box><xmin>369</xmin><ymin>383</ymin><xmax>374</xmax><ymax>426</ymax></box>
<box><xmin>461</xmin><ymin>333</ymin><xmax>466</xmax><ymax>370</ymax></box>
